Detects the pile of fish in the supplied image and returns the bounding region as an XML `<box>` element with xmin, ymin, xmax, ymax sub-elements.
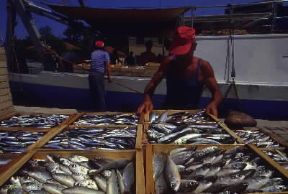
<box><xmin>147</xmin><ymin>111</ymin><xmax>234</xmax><ymax>144</ymax></box>
<box><xmin>0</xmin><ymin>114</ymin><xmax>69</xmax><ymax>128</ymax></box>
<box><xmin>150</xmin><ymin>110</ymin><xmax>214</xmax><ymax>125</ymax></box>
<box><xmin>74</xmin><ymin>114</ymin><xmax>139</xmax><ymax>126</ymax></box>
<box><xmin>235</xmin><ymin>129</ymin><xmax>280</xmax><ymax>148</ymax></box>
<box><xmin>147</xmin><ymin>123</ymin><xmax>235</xmax><ymax>144</ymax></box>
<box><xmin>0</xmin><ymin>131</ymin><xmax>44</xmax><ymax>153</ymax></box>
<box><xmin>153</xmin><ymin>146</ymin><xmax>288</xmax><ymax>194</ymax></box>
<box><xmin>263</xmin><ymin>149</ymin><xmax>288</xmax><ymax>169</ymax></box>
<box><xmin>45</xmin><ymin>127</ymin><xmax>136</xmax><ymax>150</ymax></box>
<box><xmin>0</xmin><ymin>154</ymin><xmax>135</xmax><ymax>194</ymax></box>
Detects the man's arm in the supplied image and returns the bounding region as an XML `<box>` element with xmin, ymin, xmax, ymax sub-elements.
<box><xmin>105</xmin><ymin>61</ymin><xmax>112</xmax><ymax>82</ymax></box>
<box><xmin>137</xmin><ymin>57</ymin><xmax>170</xmax><ymax>114</ymax></box>
<box><xmin>201</xmin><ymin>60</ymin><xmax>223</xmax><ymax>117</ymax></box>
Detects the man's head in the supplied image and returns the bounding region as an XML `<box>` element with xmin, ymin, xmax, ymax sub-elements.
<box><xmin>145</xmin><ymin>40</ymin><xmax>153</xmax><ymax>51</ymax></box>
<box><xmin>95</xmin><ymin>40</ymin><xmax>105</xmax><ymax>48</ymax></box>
<box><xmin>169</xmin><ymin>26</ymin><xmax>196</xmax><ymax>56</ymax></box>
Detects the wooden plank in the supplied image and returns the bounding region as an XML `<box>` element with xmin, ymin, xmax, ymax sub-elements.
<box><xmin>0</xmin><ymin>62</ymin><xmax>7</xmax><ymax>68</ymax></box>
<box><xmin>0</xmin><ymin>94</ymin><xmax>11</xmax><ymax>104</ymax></box>
<box><xmin>136</xmin><ymin>149</ymin><xmax>146</xmax><ymax>194</ymax></box>
<box><xmin>146</xmin><ymin>144</ymin><xmax>154</xmax><ymax>194</ymax></box>
<box><xmin>0</xmin><ymin>67</ymin><xmax>8</xmax><ymax>75</ymax></box>
<box><xmin>0</xmin><ymin>75</ymin><xmax>8</xmax><ymax>82</ymax></box>
<box><xmin>0</xmin><ymin>100</ymin><xmax>13</xmax><ymax>111</ymax></box>
<box><xmin>0</xmin><ymin>81</ymin><xmax>9</xmax><ymax>89</ymax></box>
<box><xmin>136</xmin><ymin>124</ymin><xmax>143</xmax><ymax>150</ymax></box>
<box><xmin>0</xmin><ymin>88</ymin><xmax>10</xmax><ymax>96</ymax></box>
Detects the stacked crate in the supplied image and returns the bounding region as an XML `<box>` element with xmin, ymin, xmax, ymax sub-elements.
<box><xmin>0</xmin><ymin>112</ymin><xmax>145</xmax><ymax>194</ymax></box>
<box><xmin>0</xmin><ymin>47</ymin><xmax>14</xmax><ymax>119</ymax></box>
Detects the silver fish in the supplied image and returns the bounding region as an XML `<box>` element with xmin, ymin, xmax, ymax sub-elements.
<box><xmin>165</xmin><ymin>156</ymin><xmax>181</xmax><ymax>192</ymax></box>
<box><xmin>43</xmin><ymin>183</ymin><xmax>66</xmax><ymax>194</ymax></box>
<box><xmin>107</xmin><ymin>170</ymin><xmax>119</xmax><ymax>194</ymax></box>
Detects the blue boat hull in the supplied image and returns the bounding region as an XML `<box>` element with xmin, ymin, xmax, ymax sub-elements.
<box><xmin>10</xmin><ymin>81</ymin><xmax>288</xmax><ymax>119</ymax></box>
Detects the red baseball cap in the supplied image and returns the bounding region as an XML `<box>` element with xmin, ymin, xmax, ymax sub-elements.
<box><xmin>169</xmin><ymin>26</ymin><xmax>196</xmax><ymax>56</ymax></box>
<box><xmin>95</xmin><ymin>40</ymin><xmax>105</xmax><ymax>48</ymax></box>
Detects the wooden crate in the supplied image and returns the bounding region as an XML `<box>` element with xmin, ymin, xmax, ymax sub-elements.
<box><xmin>0</xmin><ymin>149</ymin><xmax>145</xmax><ymax>194</ymax></box>
<box><xmin>0</xmin><ymin>47</ymin><xmax>14</xmax><ymax>119</ymax></box>
<box><xmin>0</xmin><ymin>113</ymin><xmax>78</xmax><ymax>132</ymax></box>
<box><xmin>142</xmin><ymin>110</ymin><xmax>244</xmax><ymax>145</ymax></box>
<box><xmin>145</xmin><ymin>144</ymin><xmax>288</xmax><ymax>194</ymax></box>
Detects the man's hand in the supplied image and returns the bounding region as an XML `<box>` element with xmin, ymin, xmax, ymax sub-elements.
<box><xmin>206</xmin><ymin>102</ymin><xmax>218</xmax><ymax>118</ymax></box>
<box><xmin>137</xmin><ymin>96</ymin><xmax>153</xmax><ymax>114</ymax></box>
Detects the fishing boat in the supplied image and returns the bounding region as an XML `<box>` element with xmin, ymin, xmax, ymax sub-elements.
<box><xmin>6</xmin><ymin>1</ymin><xmax>288</xmax><ymax>119</ymax></box>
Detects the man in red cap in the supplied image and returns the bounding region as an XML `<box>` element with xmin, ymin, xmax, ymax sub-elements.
<box><xmin>137</xmin><ymin>26</ymin><xmax>222</xmax><ymax>117</ymax></box>
<box><xmin>88</xmin><ymin>40</ymin><xmax>111</xmax><ymax>110</ymax></box>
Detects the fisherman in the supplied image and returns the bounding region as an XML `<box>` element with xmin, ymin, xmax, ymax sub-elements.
<box><xmin>88</xmin><ymin>40</ymin><xmax>111</xmax><ymax>111</ymax></box>
<box><xmin>139</xmin><ymin>40</ymin><xmax>157</xmax><ymax>66</ymax></box>
<box><xmin>137</xmin><ymin>26</ymin><xmax>223</xmax><ymax>117</ymax></box>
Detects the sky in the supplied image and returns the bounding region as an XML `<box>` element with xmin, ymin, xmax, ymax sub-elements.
<box><xmin>0</xmin><ymin>0</ymin><xmax>275</xmax><ymax>41</ymax></box>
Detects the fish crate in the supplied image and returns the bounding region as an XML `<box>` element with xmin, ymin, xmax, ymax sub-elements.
<box><xmin>230</xmin><ymin>127</ymin><xmax>288</xmax><ymax>149</ymax></box>
<box><xmin>0</xmin><ymin>129</ymin><xmax>48</xmax><ymax>154</ymax></box>
<box><xmin>70</xmin><ymin>112</ymin><xmax>143</xmax><ymax>128</ymax></box>
<box><xmin>146</xmin><ymin>144</ymin><xmax>288</xmax><ymax>194</ymax></box>
<box><xmin>142</xmin><ymin>110</ymin><xmax>243</xmax><ymax>145</ymax></box>
<box><xmin>0</xmin><ymin>112</ymin><xmax>78</xmax><ymax>132</ymax></box>
<box><xmin>0</xmin><ymin>149</ymin><xmax>145</xmax><ymax>194</ymax></box>
<box><xmin>39</xmin><ymin>124</ymin><xmax>143</xmax><ymax>150</ymax></box>
<box><xmin>259</xmin><ymin>148</ymin><xmax>288</xmax><ymax>172</ymax></box>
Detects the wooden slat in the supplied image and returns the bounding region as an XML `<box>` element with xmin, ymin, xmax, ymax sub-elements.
<box><xmin>0</xmin><ymin>61</ymin><xmax>7</xmax><ymax>68</ymax></box>
<box><xmin>0</xmin><ymin>81</ymin><xmax>9</xmax><ymax>89</ymax></box>
<box><xmin>136</xmin><ymin>124</ymin><xmax>143</xmax><ymax>150</ymax></box>
<box><xmin>0</xmin><ymin>67</ymin><xmax>8</xmax><ymax>75</ymax></box>
<box><xmin>0</xmin><ymin>94</ymin><xmax>11</xmax><ymax>104</ymax></box>
<box><xmin>0</xmin><ymin>100</ymin><xmax>13</xmax><ymax>111</ymax></box>
<box><xmin>136</xmin><ymin>149</ymin><xmax>146</xmax><ymax>194</ymax></box>
<box><xmin>145</xmin><ymin>144</ymin><xmax>154</xmax><ymax>194</ymax></box>
<box><xmin>0</xmin><ymin>88</ymin><xmax>10</xmax><ymax>96</ymax></box>
<box><xmin>0</xmin><ymin>75</ymin><xmax>8</xmax><ymax>82</ymax></box>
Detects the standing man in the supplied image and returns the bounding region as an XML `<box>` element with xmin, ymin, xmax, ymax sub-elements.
<box><xmin>139</xmin><ymin>40</ymin><xmax>157</xmax><ymax>66</ymax></box>
<box><xmin>89</xmin><ymin>40</ymin><xmax>111</xmax><ymax>111</ymax></box>
<box><xmin>137</xmin><ymin>26</ymin><xmax>222</xmax><ymax>117</ymax></box>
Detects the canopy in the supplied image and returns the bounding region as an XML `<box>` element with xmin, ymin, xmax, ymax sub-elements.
<box><xmin>48</xmin><ymin>4</ymin><xmax>189</xmax><ymax>35</ymax></box>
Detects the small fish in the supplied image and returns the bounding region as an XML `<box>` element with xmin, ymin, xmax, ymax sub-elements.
<box><xmin>165</xmin><ymin>156</ymin><xmax>181</xmax><ymax>192</ymax></box>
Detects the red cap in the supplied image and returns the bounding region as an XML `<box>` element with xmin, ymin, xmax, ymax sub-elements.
<box><xmin>169</xmin><ymin>26</ymin><xmax>196</xmax><ymax>56</ymax></box>
<box><xmin>95</xmin><ymin>40</ymin><xmax>105</xmax><ymax>48</ymax></box>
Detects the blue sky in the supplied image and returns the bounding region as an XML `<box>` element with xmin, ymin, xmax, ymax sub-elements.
<box><xmin>0</xmin><ymin>0</ymin><xmax>270</xmax><ymax>40</ymax></box>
